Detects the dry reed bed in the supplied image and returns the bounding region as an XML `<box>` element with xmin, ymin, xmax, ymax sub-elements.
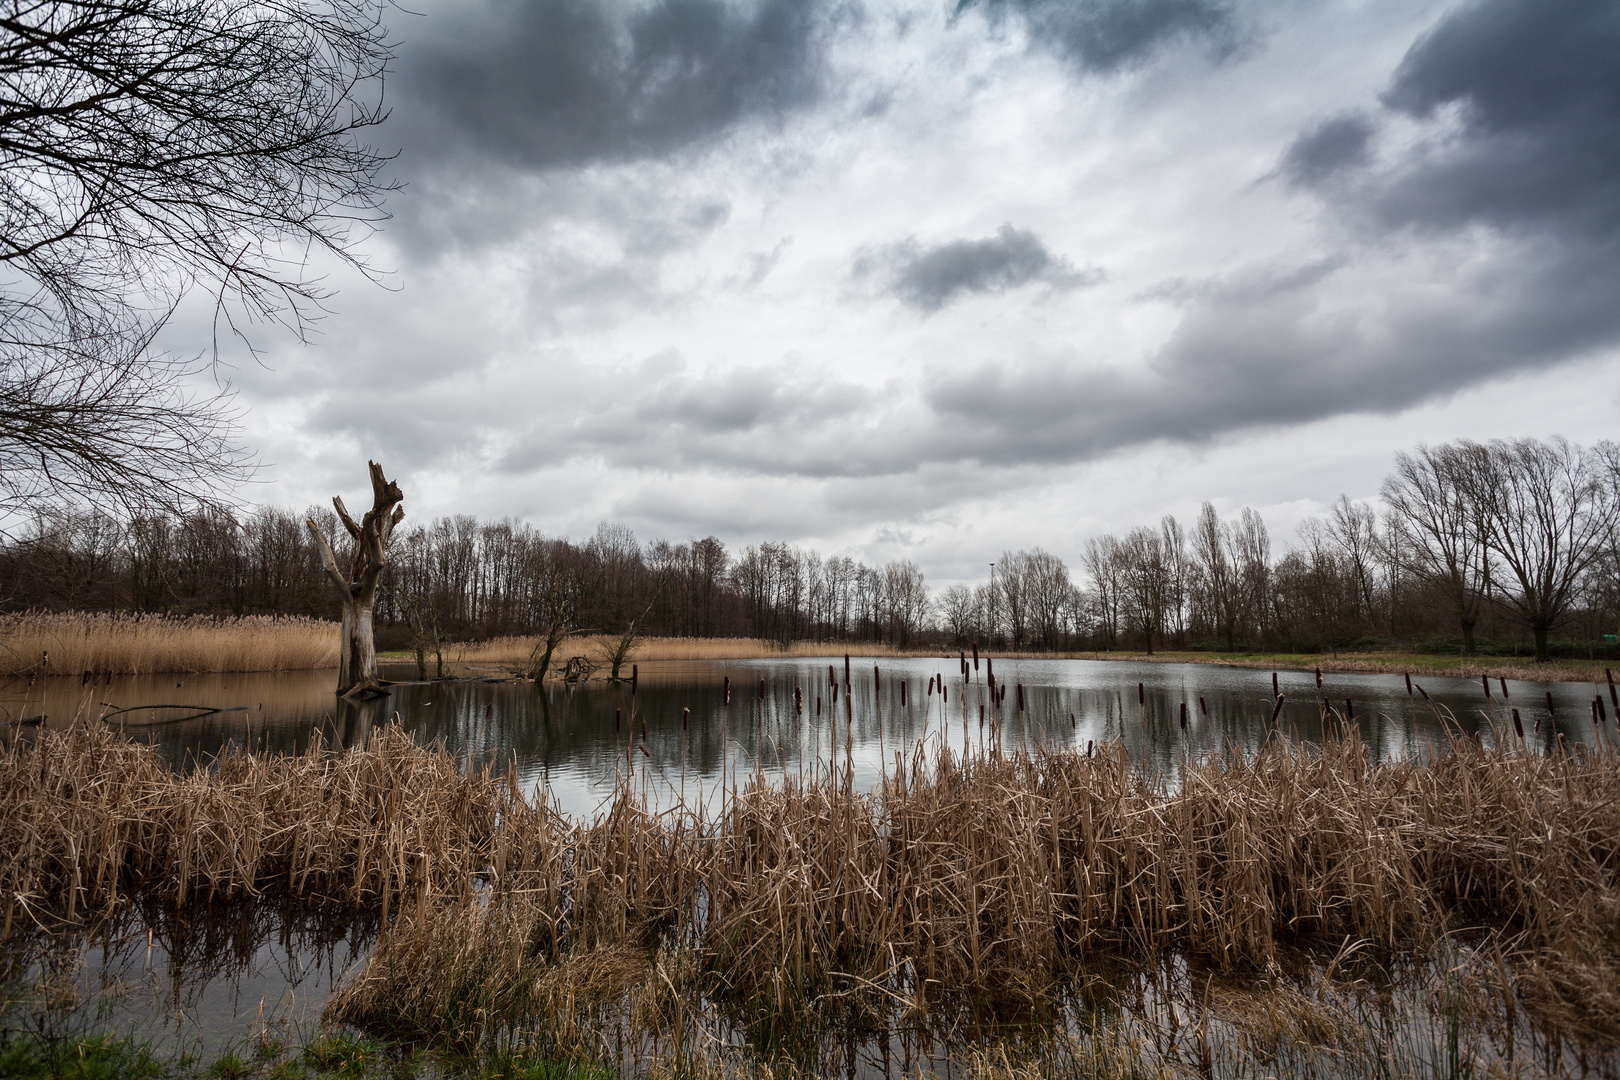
<box><xmin>0</xmin><ymin>611</ymin><xmax>341</xmax><ymax>675</ymax></box>
<box><xmin>6</xmin><ymin>723</ymin><xmax>1620</xmax><ymax>1040</ymax></box>
<box><xmin>0</xmin><ymin>725</ymin><xmax>503</xmax><ymax>935</ymax></box>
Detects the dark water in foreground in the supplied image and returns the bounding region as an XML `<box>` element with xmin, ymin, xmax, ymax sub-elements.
<box><xmin>3</xmin><ymin>657</ymin><xmax>1616</xmax><ymax>1069</ymax></box>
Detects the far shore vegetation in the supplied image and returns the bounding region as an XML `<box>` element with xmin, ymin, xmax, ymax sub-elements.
<box><xmin>0</xmin><ymin>611</ymin><xmax>1614</xmax><ymax>683</ymax></box>
<box><xmin>1</xmin><ymin>437</ymin><xmax>1615</xmax><ymax>685</ymax></box>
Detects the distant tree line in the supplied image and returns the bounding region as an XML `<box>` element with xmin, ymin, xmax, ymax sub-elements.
<box><xmin>1</xmin><ymin>438</ymin><xmax>1615</xmax><ymax>661</ymax></box>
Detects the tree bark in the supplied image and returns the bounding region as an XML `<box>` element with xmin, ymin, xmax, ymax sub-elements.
<box><xmin>306</xmin><ymin>462</ymin><xmax>404</xmax><ymax>697</ymax></box>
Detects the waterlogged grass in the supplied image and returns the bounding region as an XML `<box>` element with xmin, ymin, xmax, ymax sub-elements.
<box><xmin>0</xmin><ymin>1029</ymin><xmax>612</xmax><ymax>1080</ymax></box>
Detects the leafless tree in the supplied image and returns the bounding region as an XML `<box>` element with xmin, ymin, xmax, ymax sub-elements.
<box><xmin>1383</xmin><ymin>443</ymin><xmax>1494</xmax><ymax>655</ymax></box>
<box><xmin>1192</xmin><ymin>503</ymin><xmax>1239</xmax><ymax>648</ymax></box>
<box><xmin>1023</xmin><ymin>549</ymin><xmax>1072</xmax><ymax>649</ymax></box>
<box><xmin>1081</xmin><ymin>535</ymin><xmax>1124</xmax><ymax>647</ymax></box>
<box><xmin>1328</xmin><ymin>495</ymin><xmax>1379</xmax><ymax>628</ymax></box>
<box><xmin>1470</xmin><ymin>438</ymin><xmax>1617</xmax><ymax>661</ymax></box>
<box><xmin>306</xmin><ymin>462</ymin><xmax>403</xmax><ymax>697</ymax></box>
<box><xmin>1160</xmin><ymin>515</ymin><xmax>1189</xmax><ymax>646</ymax></box>
<box><xmin>0</xmin><ymin>0</ymin><xmax>392</xmax><ymax>519</ymax></box>
<box><xmin>1119</xmin><ymin>526</ymin><xmax>1169</xmax><ymax>653</ymax></box>
<box><xmin>937</xmin><ymin>584</ymin><xmax>978</xmax><ymax>643</ymax></box>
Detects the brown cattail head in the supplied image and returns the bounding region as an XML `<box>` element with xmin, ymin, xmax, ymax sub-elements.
<box><xmin>682</xmin><ymin>707</ymin><xmax>689</xmax><ymax>730</ymax></box>
<box><xmin>1272</xmin><ymin>672</ymin><xmax>1279</xmax><ymax>698</ymax></box>
<box><xmin>874</xmin><ymin>665</ymin><xmax>880</xmax><ymax>692</ymax></box>
<box><xmin>615</xmin><ymin>708</ymin><xmax>622</xmax><ymax>734</ymax></box>
<box><xmin>1199</xmin><ymin>696</ymin><xmax>1208</xmax><ymax>715</ymax></box>
<box><xmin>829</xmin><ymin>664</ymin><xmax>836</xmax><ymax>689</ymax></box>
<box><xmin>900</xmin><ymin>681</ymin><xmax>907</xmax><ymax>706</ymax></box>
<box><xmin>631</xmin><ymin>664</ymin><xmax>638</xmax><ymax>696</ymax></box>
<box><xmin>759</xmin><ymin>678</ymin><xmax>766</xmax><ymax>701</ymax></box>
<box><xmin>1418</xmin><ymin>684</ymin><xmax>1431</xmax><ymax>701</ymax></box>
<box><xmin>1609</xmin><ymin>668</ymin><xmax>1618</xmax><ymax>710</ymax></box>
<box><xmin>1344</xmin><ymin>699</ymin><xmax>1354</xmax><ymax>721</ymax></box>
<box><xmin>1016</xmin><ymin>684</ymin><xmax>1024</xmax><ymax>712</ymax></box>
<box><xmin>927</xmin><ymin>679</ymin><xmax>934</xmax><ymax>698</ymax></box>
<box><xmin>1179</xmin><ymin>701</ymin><xmax>1187</xmax><ymax>730</ymax></box>
<box><xmin>1547</xmin><ymin>690</ymin><xmax>1555</xmax><ymax>715</ymax></box>
<box><xmin>987</xmin><ymin>657</ymin><xmax>994</xmax><ymax>680</ymax></box>
<box><xmin>972</xmin><ymin>642</ymin><xmax>979</xmax><ymax>670</ymax></box>
<box><xmin>1314</xmin><ymin>666</ymin><xmax>1322</xmax><ymax>687</ymax></box>
<box><xmin>1270</xmin><ymin>694</ymin><xmax>1285</xmax><ymax>723</ymax></box>
<box><xmin>845</xmin><ymin>653</ymin><xmax>851</xmax><ymax>684</ymax></box>
<box><xmin>1600</xmin><ymin>695</ymin><xmax>1610</xmax><ymax>724</ymax></box>
<box><xmin>979</xmin><ymin>704</ymin><xmax>985</xmax><ymax>727</ymax></box>
<box><xmin>1405</xmin><ymin>672</ymin><xmax>1413</xmax><ymax>696</ymax></box>
<box><xmin>723</xmin><ymin>676</ymin><xmax>730</xmax><ymax>704</ymax></box>
<box><xmin>1070</xmin><ymin>712</ymin><xmax>1076</xmax><ymax>728</ymax></box>
<box><xmin>1482</xmin><ymin>674</ymin><xmax>1491</xmax><ymax>699</ymax></box>
<box><xmin>942</xmin><ymin>684</ymin><xmax>947</xmax><ymax>702</ymax></box>
<box><xmin>1500</xmin><ymin>677</ymin><xmax>1509</xmax><ymax>699</ymax></box>
<box><xmin>1512</xmin><ymin>708</ymin><xmax>1524</xmax><ymax>739</ymax></box>
<box><xmin>1086</xmin><ymin>739</ymin><xmax>1093</xmax><ymax>756</ymax></box>
<box><xmin>1138</xmin><ymin>682</ymin><xmax>1145</xmax><ymax>706</ymax></box>
<box><xmin>816</xmin><ymin>696</ymin><xmax>821</xmax><ymax>716</ymax></box>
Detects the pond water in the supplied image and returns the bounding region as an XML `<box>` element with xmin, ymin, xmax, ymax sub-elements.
<box><xmin>4</xmin><ymin>655</ymin><xmax>1612</xmax><ymax>819</ymax></box>
<box><xmin>3</xmin><ymin>655</ymin><xmax>1616</xmax><ymax>1069</ymax></box>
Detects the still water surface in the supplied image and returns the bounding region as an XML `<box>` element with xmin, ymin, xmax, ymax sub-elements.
<box><xmin>8</xmin><ymin>655</ymin><xmax>1613</xmax><ymax>818</ymax></box>
<box><xmin>4</xmin><ymin>656</ymin><xmax>1614</xmax><ymax>1066</ymax></box>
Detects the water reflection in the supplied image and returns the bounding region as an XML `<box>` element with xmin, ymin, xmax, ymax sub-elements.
<box><xmin>4</xmin><ymin>658</ymin><xmax>1611</xmax><ymax>819</ymax></box>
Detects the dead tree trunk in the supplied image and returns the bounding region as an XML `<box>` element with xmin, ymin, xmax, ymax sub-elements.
<box><xmin>306</xmin><ymin>462</ymin><xmax>404</xmax><ymax>697</ymax></box>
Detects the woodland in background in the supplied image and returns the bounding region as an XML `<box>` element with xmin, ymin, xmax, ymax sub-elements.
<box><xmin>0</xmin><ymin>438</ymin><xmax>1616</xmax><ymax>661</ymax></box>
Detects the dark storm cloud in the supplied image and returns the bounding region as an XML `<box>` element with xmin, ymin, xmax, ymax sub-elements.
<box><xmin>1277</xmin><ymin>114</ymin><xmax>1375</xmax><ymax>187</ymax></box>
<box><xmin>919</xmin><ymin>234</ymin><xmax>1620</xmax><ymax>469</ymax></box>
<box><xmin>954</xmin><ymin>0</ymin><xmax>1237</xmax><ymax>73</ymax></box>
<box><xmin>1340</xmin><ymin>0</ymin><xmax>1620</xmax><ymax>239</ymax></box>
<box><xmin>391</xmin><ymin>0</ymin><xmax>837</xmax><ymax>175</ymax></box>
<box><xmin>854</xmin><ymin>224</ymin><xmax>1101</xmax><ymax>311</ymax></box>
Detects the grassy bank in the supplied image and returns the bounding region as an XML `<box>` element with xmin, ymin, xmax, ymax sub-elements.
<box><xmin>0</xmin><ymin>612</ymin><xmax>340</xmax><ymax>676</ymax></box>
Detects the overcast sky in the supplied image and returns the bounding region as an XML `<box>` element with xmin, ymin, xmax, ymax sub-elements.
<box><xmin>193</xmin><ymin>0</ymin><xmax>1620</xmax><ymax>586</ymax></box>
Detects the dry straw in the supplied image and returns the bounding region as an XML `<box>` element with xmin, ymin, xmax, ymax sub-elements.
<box><xmin>0</xmin><ymin>611</ymin><xmax>340</xmax><ymax>675</ymax></box>
<box><xmin>7</xmin><ymin>718</ymin><xmax>1620</xmax><ymax>1043</ymax></box>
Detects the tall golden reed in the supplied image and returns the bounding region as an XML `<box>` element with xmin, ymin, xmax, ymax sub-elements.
<box><xmin>6</xmin><ymin>719</ymin><xmax>1620</xmax><ymax>1043</ymax></box>
<box><xmin>0</xmin><ymin>611</ymin><xmax>341</xmax><ymax>674</ymax></box>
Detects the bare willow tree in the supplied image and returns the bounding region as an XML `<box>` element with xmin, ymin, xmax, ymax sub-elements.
<box><xmin>1470</xmin><ymin>438</ymin><xmax>1616</xmax><ymax>662</ymax></box>
<box><xmin>0</xmin><ymin>0</ymin><xmax>393</xmax><ymax>521</ymax></box>
<box><xmin>1382</xmin><ymin>444</ymin><xmax>1492</xmax><ymax>655</ymax></box>
<box><xmin>307</xmin><ymin>462</ymin><xmax>404</xmax><ymax>697</ymax></box>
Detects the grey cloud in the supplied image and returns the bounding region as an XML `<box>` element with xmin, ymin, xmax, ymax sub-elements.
<box><xmin>921</xmin><ymin>235</ymin><xmax>1620</xmax><ymax>468</ymax></box>
<box><xmin>1278</xmin><ymin>114</ymin><xmax>1375</xmax><ymax>188</ymax></box>
<box><xmin>390</xmin><ymin>0</ymin><xmax>836</xmax><ymax>176</ymax></box>
<box><xmin>955</xmin><ymin>0</ymin><xmax>1237</xmax><ymax>74</ymax></box>
<box><xmin>855</xmin><ymin>224</ymin><xmax>1102</xmax><ymax>311</ymax></box>
<box><xmin>1368</xmin><ymin>0</ymin><xmax>1620</xmax><ymax>238</ymax></box>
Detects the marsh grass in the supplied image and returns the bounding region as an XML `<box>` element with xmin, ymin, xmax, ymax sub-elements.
<box><xmin>8</xmin><ymin>717</ymin><xmax>1620</xmax><ymax>1074</ymax></box>
<box><xmin>0</xmin><ymin>613</ymin><xmax>340</xmax><ymax>676</ymax></box>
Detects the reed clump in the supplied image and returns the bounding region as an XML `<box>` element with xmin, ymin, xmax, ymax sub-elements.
<box><xmin>0</xmin><ymin>611</ymin><xmax>341</xmax><ymax>675</ymax></box>
<box><xmin>8</xmin><ymin>721</ymin><xmax>1620</xmax><ymax>1048</ymax></box>
<box><xmin>0</xmin><ymin>724</ymin><xmax>508</xmax><ymax>935</ymax></box>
